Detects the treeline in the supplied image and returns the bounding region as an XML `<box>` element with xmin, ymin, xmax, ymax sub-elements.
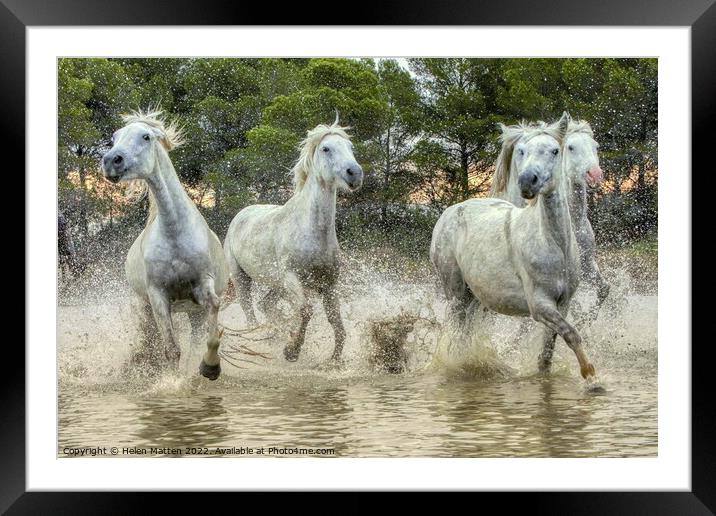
<box><xmin>58</xmin><ymin>57</ymin><xmax>657</xmax><ymax>259</ymax></box>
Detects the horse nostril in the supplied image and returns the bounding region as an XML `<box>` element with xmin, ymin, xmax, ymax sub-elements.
<box><xmin>113</xmin><ymin>155</ymin><xmax>123</xmax><ymax>165</ymax></box>
<box><xmin>346</xmin><ymin>168</ymin><xmax>354</xmax><ymax>177</ymax></box>
<box><xmin>531</xmin><ymin>174</ymin><xmax>538</xmax><ymax>185</ymax></box>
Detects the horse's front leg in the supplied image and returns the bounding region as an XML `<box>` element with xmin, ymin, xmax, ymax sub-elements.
<box><xmin>532</xmin><ymin>297</ymin><xmax>595</xmax><ymax>380</ymax></box>
<box><xmin>146</xmin><ymin>286</ymin><xmax>180</xmax><ymax>369</ymax></box>
<box><xmin>194</xmin><ymin>278</ymin><xmax>222</xmax><ymax>380</ymax></box>
<box><xmin>322</xmin><ymin>287</ymin><xmax>346</xmax><ymax>362</ymax></box>
<box><xmin>282</xmin><ymin>273</ymin><xmax>312</xmax><ymax>362</ymax></box>
<box><xmin>124</xmin><ymin>296</ymin><xmax>161</xmax><ymax>376</ymax></box>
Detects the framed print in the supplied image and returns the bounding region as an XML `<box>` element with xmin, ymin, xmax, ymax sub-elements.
<box><xmin>7</xmin><ymin>0</ymin><xmax>708</xmax><ymax>512</ymax></box>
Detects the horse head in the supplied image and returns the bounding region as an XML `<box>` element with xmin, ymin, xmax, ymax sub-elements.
<box><xmin>101</xmin><ymin>109</ymin><xmax>183</xmax><ymax>184</ymax></box>
<box><xmin>508</xmin><ymin>111</ymin><xmax>570</xmax><ymax>200</ymax></box>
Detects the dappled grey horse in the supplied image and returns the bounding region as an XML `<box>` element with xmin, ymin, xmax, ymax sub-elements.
<box><xmin>431</xmin><ymin>112</ymin><xmax>596</xmax><ymax>381</ymax></box>
<box><xmin>491</xmin><ymin>119</ymin><xmax>609</xmax><ymax>321</ymax></box>
<box><xmin>224</xmin><ymin>118</ymin><xmax>363</xmax><ymax>363</ymax></box>
<box><xmin>101</xmin><ymin>110</ymin><xmax>229</xmax><ymax>380</ymax></box>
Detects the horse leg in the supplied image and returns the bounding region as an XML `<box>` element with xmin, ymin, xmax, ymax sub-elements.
<box><xmin>188</xmin><ymin>311</ymin><xmax>206</xmax><ymax>347</ymax></box>
<box><xmin>322</xmin><ymin>287</ymin><xmax>346</xmax><ymax>362</ymax></box>
<box><xmin>532</xmin><ymin>298</ymin><xmax>595</xmax><ymax>380</ymax></box>
<box><xmin>282</xmin><ymin>273</ymin><xmax>312</xmax><ymax>362</ymax></box>
<box><xmin>193</xmin><ymin>278</ymin><xmax>222</xmax><ymax>380</ymax></box>
<box><xmin>233</xmin><ymin>265</ymin><xmax>258</xmax><ymax>327</ymax></box>
<box><xmin>583</xmin><ymin>256</ymin><xmax>610</xmax><ymax>321</ymax></box>
<box><xmin>439</xmin><ymin>263</ymin><xmax>473</xmax><ymax>329</ymax></box>
<box><xmin>147</xmin><ymin>287</ymin><xmax>181</xmax><ymax>370</ymax></box>
<box><xmin>536</xmin><ymin>327</ymin><xmax>558</xmax><ymax>374</ymax></box>
<box><xmin>126</xmin><ymin>297</ymin><xmax>160</xmax><ymax>373</ymax></box>
<box><xmin>258</xmin><ymin>287</ymin><xmax>282</xmax><ymax>320</ymax></box>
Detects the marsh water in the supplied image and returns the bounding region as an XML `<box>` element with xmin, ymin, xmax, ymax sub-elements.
<box><xmin>58</xmin><ymin>259</ymin><xmax>657</xmax><ymax>458</ymax></box>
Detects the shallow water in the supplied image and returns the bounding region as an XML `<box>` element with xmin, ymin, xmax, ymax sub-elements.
<box><xmin>58</xmin><ymin>269</ymin><xmax>657</xmax><ymax>458</ymax></box>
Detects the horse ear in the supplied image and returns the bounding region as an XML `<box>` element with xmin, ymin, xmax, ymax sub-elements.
<box><xmin>333</xmin><ymin>108</ymin><xmax>340</xmax><ymax>127</ymax></box>
<box><xmin>556</xmin><ymin>111</ymin><xmax>571</xmax><ymax>141</ymax></box>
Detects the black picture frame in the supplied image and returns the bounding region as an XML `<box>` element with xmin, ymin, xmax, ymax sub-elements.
<box><xmin>7</xmin><ymin>0</ymin><xmax>707</xmax><ymax>512</ymax></box>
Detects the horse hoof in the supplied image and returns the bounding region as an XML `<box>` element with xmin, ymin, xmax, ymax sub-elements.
<box><xmin>580</xmin><ymin>363</ymin><xmax>596</xmax><ymax>379</ymax></box>
<box><xmin>284</xmin><ymin>346</ymin><xmax>300</xmax><ymax>362</ymax></box>
<box><xmin>199</xmin><ymin>360</ymin><xmax>221</xmax><ymax>380</ymax></box>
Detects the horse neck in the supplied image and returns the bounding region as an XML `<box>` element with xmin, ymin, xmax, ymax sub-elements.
<box><xmin>292</xmin><ymin>173</ymin><xmax>337</xmax><ymax>245</ymax></box>
<box><xmin>536</xmin><ymin>169</ymin><xmax>575</xmax><ymax>256</ymax></box>
<box><xmin>145</xmin><ymin>148</ymin><xmax>196</xmax><ymax>236</ymax></box>
<box><xmin>568</xmin><ymin>178</ymin><xmax>589</xmax><ymax>228</ymax></box>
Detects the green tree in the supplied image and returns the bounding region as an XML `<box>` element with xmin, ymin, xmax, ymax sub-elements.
<box><xmin>371</xmin><ymin>59</ymin><xmax>423</xmax><ymax>227</ymax></box>
<box><xmin>410</xmin><ymin>58</ymin><xmax>505</xmax><ymax>201</ymax></box>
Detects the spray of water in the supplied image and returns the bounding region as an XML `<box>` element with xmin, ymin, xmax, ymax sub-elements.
<box><xmin>58</xmin><ymin>244</ymin><xmax>657</xmax><ymax>396</ymax></box>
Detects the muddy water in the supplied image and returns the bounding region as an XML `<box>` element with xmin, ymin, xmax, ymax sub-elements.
<box><xmin>58</xmin><ymin>266</ymin><xmax>657</xmax><ymax>458</ymax></box>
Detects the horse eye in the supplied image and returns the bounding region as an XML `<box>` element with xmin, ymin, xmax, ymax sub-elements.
<box><xmin>552</xmin><ymin>148</ymin><xmax>559</xmax><ymax>155</ymax></box>
<box><xmin>143</xmin><ymin>134</ymin><xmax>150</xmax><ymax>141</ymax></box>
<box><xmin>322</xmin><ymin>147</ymin><xmax>330</xmax><ymax>153</ymax></box>
<box><xmin>568</xmin><ymin>145</ymin><xmax>574</xmax><ymax>151</ymax></box>
<box><xmin>518</xmin><ymin>149</ymin><xmax>524</xmax><ymax>156</ymax></box>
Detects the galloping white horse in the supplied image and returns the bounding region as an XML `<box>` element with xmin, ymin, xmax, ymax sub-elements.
<box><xmin>431</xmin><ymin>112</ymin><xmax>596</xmax><ymax>380</ymax></box>
<box><xmin>491</xmin><ymin>119</ymin><xmax>609</xmax><ymax>319</ymax></box>
<box><xmin>101</xmin><ymin>110</ymin><xmax>229</xmax><ymax>380</ymax></box>
<box><xmin>224</xmin><ymin>119</ymin><xmax>363</xmax><ymax>362</ymax></box>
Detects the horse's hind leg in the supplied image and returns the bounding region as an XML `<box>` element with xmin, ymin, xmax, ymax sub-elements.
<box><xmin>437</xmin><ymin>261</ymin><xmax>474</xmax><ymax>329</ymax></box>
<box><xmin>537</xmin><ymin>327</ymin><xmax>558</xmax><ymax>374</ymax></box>
<box><xmin>585</xmin><ymin>256</ymin><xmax>610</xmax><ymax>320</ymax></box>
<box><xmin>188</xmin><ymin>311</ymin><xmax>206</xmax><ymax>347</ymax></box>
<box><xmin>322</xmin><ymin>287</ymin><xmax>346</xmax><ymax>362</ymax></box>
<box><xmin>194</xmin><ymin>278</ymin><xmax>222</xmax><ymax>380</ymax></box>
<box><xmin>282</xmin><ymin>273</ymin><xmax>312</xmax><ymax>362</ymax></box>
<box><xmin>258</xmin><ymin>287</ymin><xmax>282</xmax><ymax>320</ymax></box>
<box><xmin>232</xmin><ymin>265</ymin><xmax>258</xmax><ymax>328</ymax></box>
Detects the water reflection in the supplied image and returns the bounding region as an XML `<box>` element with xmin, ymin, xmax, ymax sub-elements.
<box><xmin>133</xmin><ymin>395</ymin><xmax>229</xmax><ymax>454</ymax></box>
<box><xmin>59</xmin><ymin>366</ymin><xmax>657</xmax><ymax>458</ymax></box>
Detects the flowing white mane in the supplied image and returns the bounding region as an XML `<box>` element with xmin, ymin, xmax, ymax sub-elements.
<box><xmin>121</xmin><ymin>108</ymin><xmax>185</xmax><ymax>151</ymax></box>
<box><xmin>291</xmin><ymin>121</ymin><xmax>352</xmax><ymax>192</ymax></box>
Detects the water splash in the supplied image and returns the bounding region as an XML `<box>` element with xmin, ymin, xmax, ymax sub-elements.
<box><xmin>58</xmin><ymin>250</ymin><xmax>656</xmax><ymax>390</ymax></box>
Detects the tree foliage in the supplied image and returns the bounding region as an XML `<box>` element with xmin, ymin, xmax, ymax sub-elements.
<box><xmin>58</xmin><ymin>57</ymin><xmax>658</xmax><ymax>252</ymax></box>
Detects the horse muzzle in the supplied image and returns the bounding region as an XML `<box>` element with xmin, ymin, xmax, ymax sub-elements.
<box><xmin>518</xmin><ymin>171</ymin><xmax>541</xmax><ymax>199</ymax></box>
<box><xmin>343</xmin><ymin>165</ymin><xmax>364</xmax><ymax>191</ymax></box>
<box><xmin>102</xmin><ymin>151</ymin><xmax>126</xmax><ymax>183</ymax></box>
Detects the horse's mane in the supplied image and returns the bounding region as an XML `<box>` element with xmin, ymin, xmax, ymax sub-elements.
<box><xmin>489</xmin><ymin>117</ymin><xmax>573</xmax><ymax>197</ymax></box>
<box><xmin>120</xmin><ymin>108</ymin><xmax>185</xmax><ymax>151</ymax></box>
<box><xmin>291</xmin><ymin>120</ymin><xmax>352</xmax><ymax>192</ymax></box>
<box><xmin>566</xmin><ymin>119</ymin><xmax>594</xmax><ymax>137</ymax></box>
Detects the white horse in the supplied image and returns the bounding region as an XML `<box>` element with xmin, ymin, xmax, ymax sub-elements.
<box><xmin>491</xmin><ymin>118</ymin><xmax>609</xmax><ymax>320</ymax></box>
<box><xmin>430</xmin><ymin>112</ymin><xmax>596</xmax><ymax>380</ymax></box>
<box><xmin>224</xmin><ymin>119</ymin><xmax>363</xmax><ymax>362</ymax></box>
<box><xmin>101</xmin><ymin>110</ymin><xmax>229</xmax><ymax>380</ymax></box>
